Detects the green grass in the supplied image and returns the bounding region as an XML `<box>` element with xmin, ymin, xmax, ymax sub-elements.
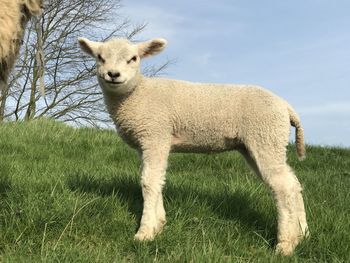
<box><xmin>0</xmin><ymin>119</ymin><xmax>349</xmax><ymax>262</ymax></box>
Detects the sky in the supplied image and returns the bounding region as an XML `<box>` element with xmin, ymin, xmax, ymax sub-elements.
<box><xmin>120</xmin><ymin>1</ymin><xmax>350</xmax><ymax>147</ymax></box>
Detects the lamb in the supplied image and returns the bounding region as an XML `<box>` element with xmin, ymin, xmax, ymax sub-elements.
<box><xmin>78</xmin><ymin>37</ymin><xmax>309</xmax><ymax>256</ymax></box>
<box><xmin>0</xmin><ymin>0</ymin><xmax>43</xmax><ymax>100</ymax></box>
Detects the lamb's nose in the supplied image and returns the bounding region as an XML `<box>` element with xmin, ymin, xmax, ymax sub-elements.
<box><xmin>108</xmin><ymin>71</ymin><xmax>120</xmax><ymax>78</ymax></box>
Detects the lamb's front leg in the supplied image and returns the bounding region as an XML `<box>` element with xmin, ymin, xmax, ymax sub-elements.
<box><xmin>134</xmin><ymin>146</ymin><xmax>169</xmax><ymax>241</ymax></box>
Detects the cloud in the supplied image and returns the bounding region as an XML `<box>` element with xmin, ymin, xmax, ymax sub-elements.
<box><xmin>299</xmin><ymin>102</ymin><xmax>350</xmax><ymax>116</ymax></box>
<box><xmin>192</xmin><ymin>52</ymin><xmax>213</xmax><ymax>66</ymax></box>
<box><xmin>121</xmin><ymin>2</ymin><xmax>245</xmax><ymax>45</ymax></box>
<box><xmin>121</xmin><ymin>4</ymin><xmax>186</xmax><ymax>42</ymax></box>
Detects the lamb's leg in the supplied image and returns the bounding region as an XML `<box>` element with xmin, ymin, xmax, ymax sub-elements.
<box><xmin>268</xmin><ymin>165</ymin><xmax>307</xmax><ymax>255</ymax></box>
<box><xmin>155</xmin><ymin>192</ymin><xmax>166</xmax><ymax>234</ymax></box>
<box><xmin>134</xmin><ymin>145</ymin><xmax>169</xmax><ymax>241</ymax></box>
<box><xmin>295</xmin><ymin>183</ymin><xmax>309</xmax><ymax>239</ymax></box>
<box><xmin>265</xmin><ymin>167</ymin><xmax>307</xmax><ymax>255</ymax></box>
<box><xmin>243</xmin><ymin>148</ymin><xmax>308</xmax><ymax>256</ymax></box>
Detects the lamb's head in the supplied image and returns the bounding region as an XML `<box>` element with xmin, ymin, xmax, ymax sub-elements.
<box><xmin>78</xmin><ymin>37</ymin><xmax>167</xmax><ymax>94</ymax></box>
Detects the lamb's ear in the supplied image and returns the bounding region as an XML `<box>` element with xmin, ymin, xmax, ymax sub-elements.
<box><xmin>78</xmin><ymin>37</ymin><xmax>101</xmax><ymax>57</ymax></box>
<box><xmin>138</xmin><ymin>38</ymin><xmax>167</xmax><ymax>58</ymax></box>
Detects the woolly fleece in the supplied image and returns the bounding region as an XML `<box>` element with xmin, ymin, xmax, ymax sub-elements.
<box><xmin>79</xmin><ymin>37</ymin><xmax>309</xmax><ymax>256</ymax></box>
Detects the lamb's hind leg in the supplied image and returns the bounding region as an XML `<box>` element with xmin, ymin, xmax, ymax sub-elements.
<box><xmin>134</xmin><ymin>144</ymin><xmax>170</xmax><ymax>241</ymax></box>
<box><xmin>155</xmin><ymin>191</ymin><xmax>166</xmax><ymax>233</ymax></box>
<box><xmin>243</xmin><ymin>148</ymin><xmax>308</xmax><ymax>256</ymax></box>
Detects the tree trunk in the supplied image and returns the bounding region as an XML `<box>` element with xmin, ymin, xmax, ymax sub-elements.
<box><xmin>0</xmin><ymin>80</ymin><xmax>9</xmax><ymax>122</ymax></box>
<box><xmin>24</xmin><ymin>59</ymin><xmax>38</xmax><ymax>121</ymax></box>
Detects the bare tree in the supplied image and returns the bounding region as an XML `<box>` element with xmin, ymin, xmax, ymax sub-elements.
<box><xmin>2</xmin><ymin>0</ymin><xmax>168</xmax><ymax>127</ymax></box>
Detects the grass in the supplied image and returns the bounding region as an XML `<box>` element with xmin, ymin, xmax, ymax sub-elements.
<box><xmin>0</xmin><ymin>119</ymin><xmax>349</xmax><ymax>262</ymax></box>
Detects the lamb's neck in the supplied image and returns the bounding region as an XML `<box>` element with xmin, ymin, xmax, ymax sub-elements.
<box><xmin>102</xmin><ymin>74</ymin><xmax>144</xmax><ymax>118</ymax></box>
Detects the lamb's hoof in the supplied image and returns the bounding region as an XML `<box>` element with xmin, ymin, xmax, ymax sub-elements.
<box><xmin>297</xmin><ymin>222</ymin><xmax>310</xmax><ymax>239</ymax></box>
<box><xmin>134</xmin><ymin>228</ymin><xmax>155</xmax><ymax>241</ymax></box>
<box><xmin>302</xmin><ymin>227</ymin><xmax>310</xmax><ymax>240</ymax></box>
<box><xmin>155</xmin><ymin>219</ymin><xmax>166</xmax><ymax>234</ymax></box>
<box><xmin>275</xmin><ymin>242</ymin><xmax>295</xmax><ymax>256</ymax></box>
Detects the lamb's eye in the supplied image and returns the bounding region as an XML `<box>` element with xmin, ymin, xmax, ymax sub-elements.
<box><xmin>97</xmin><ymin>54</ymin><xmax>105</xmax><ymax>63</ymax></box>
<box><xmin>127</xmin><ymin>56</ymin><xmax>137</xmax><ymax>64</ymax></box>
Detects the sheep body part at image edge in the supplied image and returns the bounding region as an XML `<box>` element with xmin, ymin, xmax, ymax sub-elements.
<box><xmin>0</xmin><ymin>0</ymin><xmax>43</xmax><ymax>93</ymax></box>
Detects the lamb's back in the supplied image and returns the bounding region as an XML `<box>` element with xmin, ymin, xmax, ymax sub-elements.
<box><xmin>136</xmin><ymin>78</ymin><xmax>288</xmax><ymax>152</ymax></box>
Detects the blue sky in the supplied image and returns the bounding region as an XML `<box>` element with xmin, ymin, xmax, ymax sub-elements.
<box><xmin>121</xmin><ymin>1</ymin><xmax>350</xmax><ymax>147</ymax></box>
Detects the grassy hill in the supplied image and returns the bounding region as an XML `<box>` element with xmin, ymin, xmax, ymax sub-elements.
<box><xmin>0</xmin><ymin>119</ymin><xmax>349</xmax><ymax>262</ymax></box>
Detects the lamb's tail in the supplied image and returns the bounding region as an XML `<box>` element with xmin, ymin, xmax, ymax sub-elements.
<box><xmin>288</xmin><ymin>105</ymin><xmax>306</xmax><ymax>160</ymax></box>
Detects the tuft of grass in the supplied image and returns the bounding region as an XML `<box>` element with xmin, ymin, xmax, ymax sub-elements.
<box><xmin>0</xmin><ymin>118</ymin><xmax>349</xmax><ymax>262</ymax></box>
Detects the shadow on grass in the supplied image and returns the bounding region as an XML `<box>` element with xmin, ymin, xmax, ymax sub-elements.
<box><xmin>0</xmin><ymin>165</ymin><xmax>12</xmax><ymax>197</ymax></box>
<box><xmin>66</xmin><ymin>172</ymin><xmax>143</xmax><ymax>224</ymax></box>
<box><xmin>66</xmin><ymin>171</ymin><xmax>276</xmax><ymax>247</ymax></box>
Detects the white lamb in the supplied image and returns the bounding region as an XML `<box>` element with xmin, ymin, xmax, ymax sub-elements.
<box><xmin>78</xmin><ymin>37</ymin><xmax>309</xmax><ymax>256</ymax></box>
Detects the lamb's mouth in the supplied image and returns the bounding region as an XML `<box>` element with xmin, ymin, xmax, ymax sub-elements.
<box><xmin>104</xmin><ymin>80</ymin><xmax>125</xmax><ymax>85</ymax></box>
<box><xmin>98</xmin><ymin>76</ymin><xmax>126</xmax><ymax>86</ymax></box>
